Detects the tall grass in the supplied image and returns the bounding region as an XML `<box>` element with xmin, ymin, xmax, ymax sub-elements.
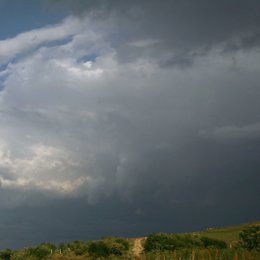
<box><xmin>139</xmin><ymin>249</ymin><xmax>260</xmax><ymax>260</ymax></box>
<box><xmin>48</xmin><ymin>249</ymin><xmax>260</xmax><ymax>260</ymax></box>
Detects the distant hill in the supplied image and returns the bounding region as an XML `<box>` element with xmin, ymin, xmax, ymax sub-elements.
<box><xmin>130</xmin><ymin>220</ymin><xmax>260</xmax><ymax>255</ymax></box>
<box><xmin>0</xmin><ymin>220</ymin><xmax>259</xmax><ymax>260</ymax></box>
<box><xmin>190</xmin><ymin>221</ymin><xmax>260</xmax><ymax>244</ymax></box>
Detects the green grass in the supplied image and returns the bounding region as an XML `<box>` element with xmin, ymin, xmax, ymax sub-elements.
<box><xmin>194</xmin><ymin>221</ymin><xmax>260</xmax><ymax>244</ymax></box>
<box><xmin>142</xmin><ymin>249</ymin><xmax>260</xmax><ymax>260</ymax></box>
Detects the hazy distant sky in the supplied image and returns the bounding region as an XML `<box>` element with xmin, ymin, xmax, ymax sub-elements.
<box><xmin>0</xmin><ymin>0</ymin><xmax>260</xmax><ymax>249</ymax></box>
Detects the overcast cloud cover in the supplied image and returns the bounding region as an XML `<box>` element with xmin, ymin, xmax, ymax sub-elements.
<box><xmin>0</xmin><ymin>0</ymin><xmax>259</xmax><ymax>249</ymax></box>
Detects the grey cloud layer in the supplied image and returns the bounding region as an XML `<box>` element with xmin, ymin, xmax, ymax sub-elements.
<box><xmin>0</xmin><ymin>1</ymin><xmax>260</xmax><ymax>249</ymax></box>
<box><xmin>48</xmin><ymin>0</ymin><xmax>260</xmax><ymax>65</ymax></box>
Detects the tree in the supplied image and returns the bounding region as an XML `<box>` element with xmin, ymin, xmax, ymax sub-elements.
<box><xmin>88</xmin><ymin>241</ymin><xmax>110</xmax><ymax>258</ymax></box>
<box><xmin>67</xmin><ymin>240</ymin><xmax>88</xmax><ymax>256</ymax></box>
<box><xmin>144</xmin><ymin>233</ymin><xmax>203</xmax><ymax>252</ymax></box>
<box><xmin>27</xmin><ymin>244</ymin><xmax>51</xmax><ymax>260</ymax></box>
<box><xmin>0</xmin><ymin>249</ymin><xmax>12</xmax><ymax>260</ymax></box>
<box><xmin>58</xmin><ymin>242</ymin><xmax>67</xmax><ymax>254</ymax></box>
<box><xmin>88</xmin><ymin>238</ymin><xmax>129</xmax><ymax>258</ymax></box>
<box><xmin>239</xmin><ymin>225</ymin><xmax>260</xmax><ymax>251</ymax></box>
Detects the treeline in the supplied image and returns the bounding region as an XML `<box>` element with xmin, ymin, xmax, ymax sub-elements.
<box><xmin>0</xmin><ymin>225</ymin><xmax>259</xmax><ymax>260</ymax></box>
<box><xmin>144</xmin><ymin>225</ymin><xmax>260</xmax><ymax>252</ymax></box>
<box><xmin>144</xmin><ymin>233</ymin><xmax>227</xmax><ymax>252</ymax></box>
<box><xmin>0</xmin><ymin>237</ymin><xmax>130</xmax><ymax>260</ymax></box>
<box><xmin>142</xmin><ymin>225</ymin><xmax>260</xmax><ymax>260</ymax></box>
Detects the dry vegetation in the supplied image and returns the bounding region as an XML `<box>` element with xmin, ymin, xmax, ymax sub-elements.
<box><xmin>1</xmin><ymin>222</ymin><xmax>259</xmax><ymax>260</ymax></box>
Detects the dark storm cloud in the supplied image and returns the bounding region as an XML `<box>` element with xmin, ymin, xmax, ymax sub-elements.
<box><xmin>0</xmin><ymin>0</ymin><xmax>260</xmax><ymax>249</ymax></box>
<box><xmin>48</xmin><ymin>0</ymin><xmax>260</xmax><ymax>65</ymax></box>
<box><xmin>2</xmin><ymin>48</ymin><xmax>260</xmax><ymax>247</ymax></box>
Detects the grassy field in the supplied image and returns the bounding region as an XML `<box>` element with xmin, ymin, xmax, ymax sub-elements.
<box><xmin>135</xmin><ymin>221</ymin><xmax>260</xmax><ymax>259</ymax></box>
<box><xmin>195</xmin><ymin>221</ymin><xmax>260</xmax><ymax>244</ymax></box>
<box><xmin>135</xmin><ymin>221</ymin><xmax>260</xmax><ymax>245</ymax></box>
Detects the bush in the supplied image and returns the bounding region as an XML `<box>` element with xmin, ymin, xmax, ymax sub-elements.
<box><xmin>88</xmin><ymin>241</ymin><xmax>110</xmax><ymax>258</ymax></box>
<box><xmin>0</xmin><ymin>249</ymin><xmax>12</xmax><ymax>260</ymax></box>
<box><xmin>27</xmin><ymin>244</ymin><xmax>51</xmax><ymax>260</ymax></box>
<box><xmin>239</xmin><ymin>225</ymin><xmax>260</xmax><ymax>251</ymax></box>
<box><xmin>144</xmin><ymin>233</ymin><xmax>204</xmax><ymax>252</ymax></box>
<box><xmin>107</xmin><ymin>242</ymin><xmax>125</xmax><ymax>256</ymax></box>
<box><xmin>144</xmin><ymin>233</ymin><xmax>227</xmax><ymax>252</ymax></box>
<box><xmin>114</xmin><ymin>237</ymin><xmax>130</xmax><ymax>251</ymax></box>
<box><xmin>144</xmin><ymin>233</ymin><xmax>173</xmax><ymax>251</ymax></box>
<box><xmin>200</xmin><ymin>236</ymin><xmax>227</xmax><ymax>249</ymax></box>
<box><xmin>88</xmin><ymin>237</ymin><xmax>129</xmax><ymax>258</ymax></box>
<box><xmin>11</xmin><ymin>250</ymin><xmax>27</xmax><ymax>260</ymax></box>
<box><xmin>67</xmin><ymin>240</ymin><xmax>88</xmax><ymax>255</ymax></box>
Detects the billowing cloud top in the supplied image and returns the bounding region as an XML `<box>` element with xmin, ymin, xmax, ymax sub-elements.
<box><xmin>0</xmin><ymin>0</ymin><xmax>259</xmax><ymax>249</ymax></box>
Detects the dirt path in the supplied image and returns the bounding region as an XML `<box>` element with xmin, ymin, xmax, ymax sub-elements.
<box><xmin>132</xmin><ymin>238</ymin><xmax>144</xmax><ymax>257</ymax></box>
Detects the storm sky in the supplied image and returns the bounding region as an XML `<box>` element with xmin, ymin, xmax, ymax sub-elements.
<box><xmin>0</xmin><ymin>0</ymin><xmax>260</xmax><ymax>249</ymax></box>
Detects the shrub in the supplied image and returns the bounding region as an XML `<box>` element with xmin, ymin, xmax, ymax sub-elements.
<box><xmin>88</xmin><ymin>241</ymin><xmax>110</xmax><ymax>258</ymax></box>
<box><xmin>144</xmin><ymin>233</ymin><xmax>227</xmax><ymax>252</ymax></box>
<box><xmin>88</xmin><ymin>237</ymin><xmax>129</xmax><ymax>258</ymax></box>
<box><xmin>239</xmin><ymin>225</ymin><xmax>260</xmax><ymax>251</ymax></box>
<box><xmin>27</xmin><ymin>244</ymin><xmax>51</xmax><ymax>260</ymax></box>
<box><xmin>0</xmin><ymin>249</ymin><xmax>12</xmax><ymax>260</ymax></box>
<box><xmin>11</xmin><ymin>250</ymin><xmax>27</xmax><ymax>260</ymax></box>
<box><xmin>67</xmin><ymin>240</ymin><xmax>88</xmax><ymax>256</ymax></box>
<box><xmin>200</xmin><ymin>236</ymin><xmax>227</xmax><ymax>249</ymax></box>
<box><xmin>144</xmin><ymin>233</ymin><xmax>173</xmax><ymax>251</ymax></box>
<box><xmin>144</xmin><ymin>233</ymin><xmax>204</xmax><ymax>252</ymax></box>
<box><xmin>114</xmin><ymin>237</ymin><xmax>130</xmax><ymax>251</ymax></box>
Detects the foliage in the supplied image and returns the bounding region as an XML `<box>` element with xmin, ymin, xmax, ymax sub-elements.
<box><xmin>144</xmin><ymin>249</ymin><xmax>260</xmax><ymax>260</ymax></box>
<box><xmin>27</xmin><ymin>244</ymin><xmax>52</xmax><ymax>260</ymax></box>
<box><xmin>144</xmin><ymin>233</ymin><xmax>227</xmax><ymax>252</ymax></box>
<box><xmin>144</xmin><ymin>233</ymin><xmax>202</xmax><ymax>252</ymax></box>
<box><xmin>67</xmin><ymin>240</ymin><xmax>88</xmax><ymax>256</ymax></box>
<box><xmin>113</xmin><ymin>237</ymin><xmax>130</xmax><ymax>251</ymax></box>
<box><xmin>88</xmin><ymin>237</ymin><xmax>129</xmax><ymax>258</ymax></box>
<box><xmin>0</xmin><ymin>249</ymin><xmax>12</xmax><ymax>260</ymax></box>
<box><xmin>11</xmin><ymin>250</ymin><xmax>28</xmax><ymax>260</ymax></box>
<box><xmin>88</xmin><ymin>241</ymin><xmax>110</xmax><ymax>258</ymax></box>
<box><xmin>58</xmin><ymin>242</ymin><xmax>66</xmax><ymax>252</ymax></box>
<box><xmin>200</xmin><ymin>236</ymin><xmax>227</xmax><ymax>249</ymax></box>
<box><xmin>0</xmin><ymin>222</ymin><xmax>259</xmax><ymax>259</ymax></box>
<box><xmin>198</xmin><ymin>221</ymin><xmax>260</xmax><ymax>243</ymax></box>
<box><xmin>239</xmin><ymin>225</ymin><xmax>260</xmax><ymax>251</ymax></box>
